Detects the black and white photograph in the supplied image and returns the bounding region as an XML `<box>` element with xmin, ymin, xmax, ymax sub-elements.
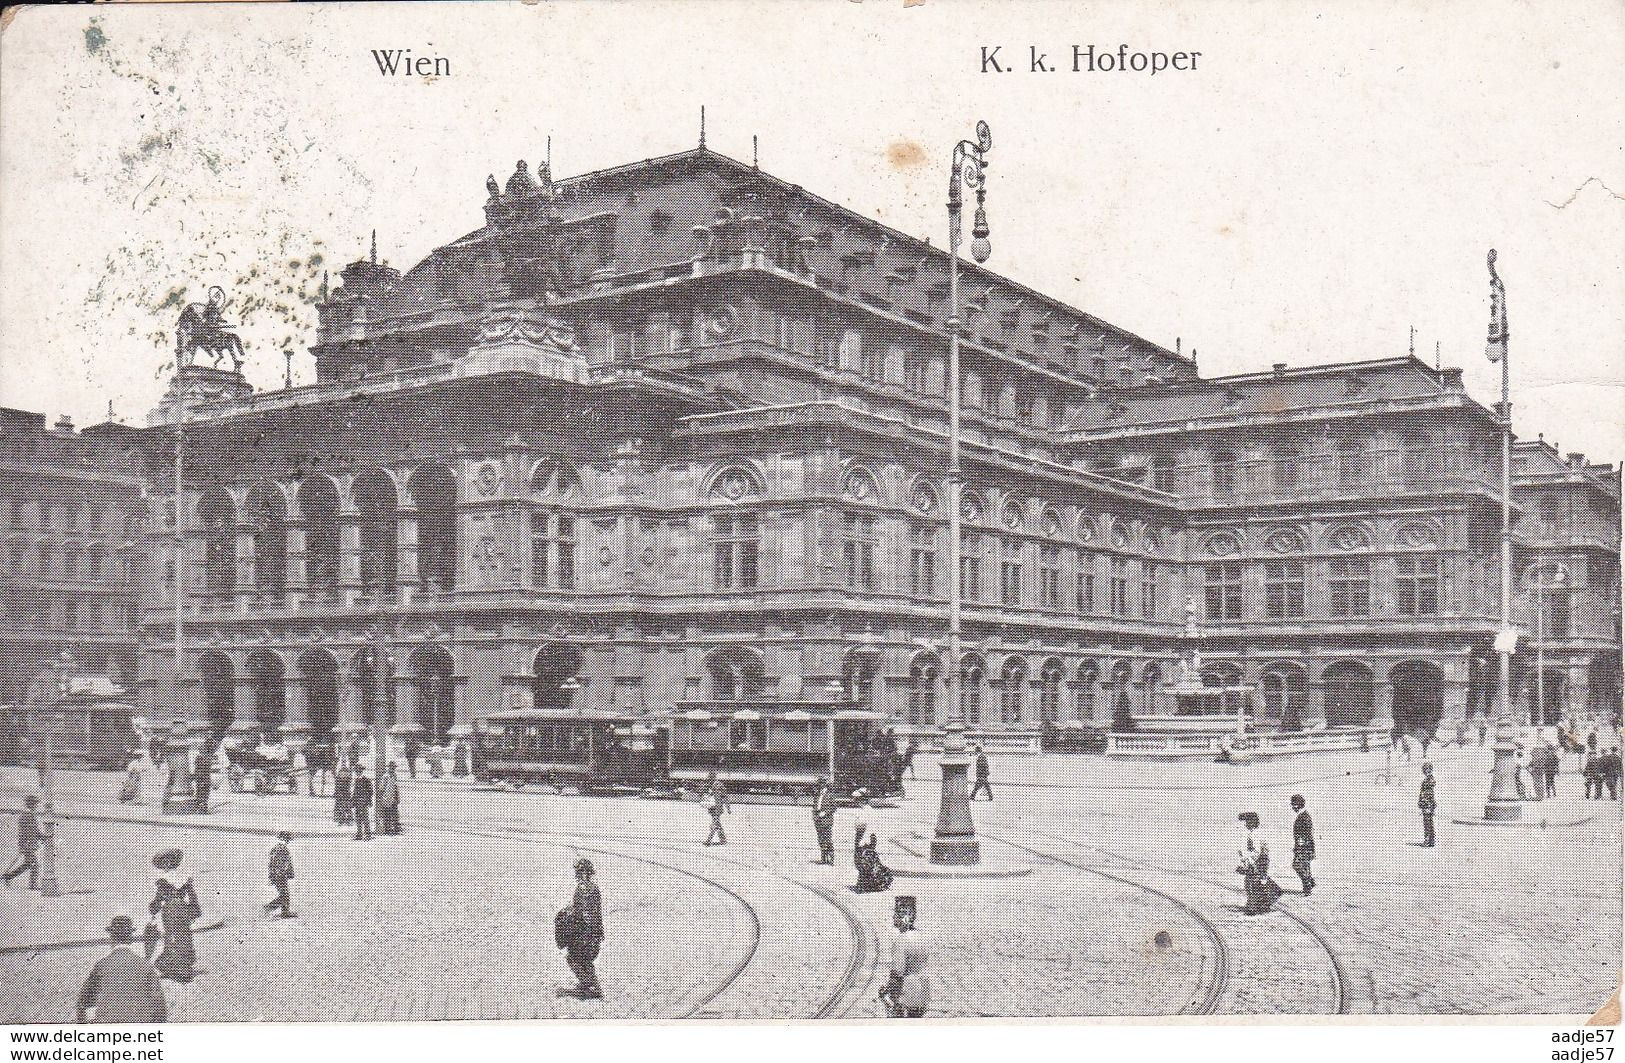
<box><xmin>0</xmin><ymin>0</ymin><xmax>1620</xmax><ymax>1048</ymax></box>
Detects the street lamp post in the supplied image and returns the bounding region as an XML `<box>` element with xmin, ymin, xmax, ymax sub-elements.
<box><xmin>1484</xmin><ymin>249</ymin><xmax>1522</xmax><ymax>822</ymax></box>
<box><xmin>38</xmin><ymin>651</ymin><xmax>75</xmax><ymax>897</ymax></box>
<box><xmin>931</xmin><ymin>120</ymin><xmax>993</xmax><ymax>866</ymax></box>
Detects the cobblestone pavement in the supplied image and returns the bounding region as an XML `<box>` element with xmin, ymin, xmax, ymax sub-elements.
<box><xmin>0</xmin><ymin>745</ymin><xmax>1617</xmax><ymax>1021</ymax></box>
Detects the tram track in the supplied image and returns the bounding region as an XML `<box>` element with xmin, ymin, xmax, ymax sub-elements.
<box><xmin>408</xmin><ymin>811</ymin><xmax>877</xmax><ymax>1019</ymax></box>
<box><xmin>995</xmin><ymin>826</ymin><xmax>1348</xmax><ymax>1015</ymax></box>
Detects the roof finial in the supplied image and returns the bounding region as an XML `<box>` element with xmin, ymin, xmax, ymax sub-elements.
<box><xmin>370</xmin><ymin>229</ymin><xmax>377</xmax><ymax>266</ymax></box>
<box><xmin>1409</xmin><ymin>324</ymin><xmax>1415</xmax><ymax>359</ymax></box>
<box><xmin>752</xmin><ymin>134</ymin><xmax>759</xmax><ymax>170</ymax></box>
<box><xmin>1435</xmin><ymin>339</ymin><xmax>1441</xmax><ymax>370</ymax></box>
<box><xmin>547</xmin><ymin>134</ymin><xmax>552</xmax><ymax>173</ymax></box>
<box><xmin>699</xmin><ymin>105</ymin><xmax>707</xmax><ymax>149</ymax></box>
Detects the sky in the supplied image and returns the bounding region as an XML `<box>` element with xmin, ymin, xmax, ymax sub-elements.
<box><xmin>2</xmin><ymin>0</ymin><xmax>1622</xmax><ymax>462</ymax></box>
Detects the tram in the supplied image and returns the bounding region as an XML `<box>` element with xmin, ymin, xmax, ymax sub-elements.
<box><xmin>0</xmin><ymin>678</ymin><xmax>140</xmax><ymax>771</ymax></box>
<box><xmin>471</xmin><ymin>701</ymin><xmax>904</xmax><ymax>802</ymax></box>
<box><xmin>474</xmin><ymin>709</ymin><xmax>667</xmax><ymax>791</ymax></box>
<box><xmin>665</xmin><ymin>701</ymin><xmax>901</xmax><ymax>799</ymax></box>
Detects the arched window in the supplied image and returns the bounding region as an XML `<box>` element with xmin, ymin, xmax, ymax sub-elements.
<box><xmin>198</xmin><ymin>487</ymin><xmax>235</xmax><ymax>596</ymax></box>
<box><xmin>1211</xmin><ymin>449</ymin><xmax>1238</xmax><ymax>498</ymax></box>
<box><xmin>534</xmin><ymin>644</ymin><xmax>584</xmax><ymax>712</ymax></box>
<box><xmin>1039</xmin><ymin>659</ymin><xmax>1064</xmax><ymax>723</ymax></box>
<box><xmin>907</xmin><ymin>655</ymin><xmax>939</xmax><ymax>726</ymax></box>
<box><xmin>707</xmin><ymin>647</ymin><xmax>764</xmax><ymax>702</ymax></box>
<box><xmin>1201</xmin><ymin>660</ymin><xmax>1243</xmax><ymax>688</ymax></box>
<box><xmin>843</xmin><ymin>653</ymin><xmax>878</xmax><ymax>712</ymax></box>
<box><xmin>246</xmin><ymin>484</ymin><xmax>287</xmax><ymax>594</ymax></box>
<box><xmin>353</xmin><ymin>470</ymin><xmax>399</xmax><ymax>599</ymax></box>
<box><xmin>298</xmin><ymin>477</ymin><xmax>341</xmax><ymax>595</ymax></box>
<box><xmin>1142</xmin><ymin>663</ymin><xmax>1163</xmax><ymax>715</ymax></box>
<box><xmin>1075</xmin><ymin>660</ymin><xmax>1099</xmax><ymax>721</ymax></box>
<box><xmin>1323</xmin><ymin>661</ymin><xmax>1374</xmax><ymax>727</ymax></box>
<box><xmin>1110</xmin><ymin>661</ymin><xmax>1134</xmax><ymax>730</ymax></box>
<box><xmin>296</xmin><ymin>651</ymin><xmax>340</xmax><ymax>737</ymax></box>
<box><xmin>960</xmin><ymin>655</ymin><xmax>985</xmax><ymax>725</ymax></box>
<box><xmin>410</xmin><ymin>646</ymin><xmax>457</xmax><ymax>740</ymax></box>
<box><xmin>1000</xmin><ymin>658</ymin><xmax>1028</xmax><ymax>724</ymax></box>
<box><xmin>411</xmin><ymin>466</ymin><xmax>458</xmax><ymax>591</ymax></box>
<box><xmin>247</xmin><ymin>651</ymin><xmax>286</xmax><ymax>732</ymax></box>
<box><xmin>1261</xmin><ymin>665</ymin><xmax>1306</xmax><ymax>731</ymax></box>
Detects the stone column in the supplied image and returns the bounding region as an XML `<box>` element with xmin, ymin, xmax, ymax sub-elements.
<box><xmin>234</xmin><ymin>527</ymin><xmax>256</xmax><ymax>614</ymax></box>
<box><xmin>284</xmin><ymin>519</ymin><xmax>308</xmax><ymax>609</ymax></box>
<box><xmin>339</xmin><ymin>514</ymin><xmax>363</xmax><ymax>608</ymax></box>
<box><xmin>396</xmin><ymin>508</ymin><xmax>420</xmax><ymax>605</ymax></box>
<box><xmin>1303</xmin><ymin>679</ymin><xmax>1329</xmax><ymax>730</ymax></box>
<box><xmin>281</xmin><ymin>676</ymin><xmax>311</xmax><ymax>748</ymax></box>
<box><xmin>1372</xmin><ymin>679</ymin><xmax>1395</xmax><ymax>731</ymax></box>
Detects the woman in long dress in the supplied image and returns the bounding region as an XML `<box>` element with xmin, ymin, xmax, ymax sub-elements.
<box><xmin>149</xmin><ymin>850</ymin><xmax>201</xmax><ymax>982</ymax></box>
<box><xmin>1236</xmin><ymin>812</ymin><xmax>1281</xmax><ymax>915</ymax></box>
<box><xmin>853</xmin><ymin>824</ymin><xmax>893</xmax><ymax>893</ymax></box>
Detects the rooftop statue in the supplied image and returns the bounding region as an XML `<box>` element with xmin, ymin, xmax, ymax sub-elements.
<box><xmin>175</xmin><ymin>286</ymin><xmax>245</xmax><ymax>373</ymax></box>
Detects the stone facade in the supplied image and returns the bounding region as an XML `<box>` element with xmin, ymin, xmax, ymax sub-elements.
<box><xmin>0</xmin><ymin>408</ymin><xmax>147</xmax><ymax>703</ymax></box>
<box><xmin>102</xmin><ymin>147</ymin><xmax>1619</xmax><ymax>748</ymax></box>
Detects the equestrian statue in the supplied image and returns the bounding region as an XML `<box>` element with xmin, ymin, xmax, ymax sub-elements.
<box><xmin>175</xmin><ymin>286</ymin><xmax>246</xmax><ymax>372</ymax></box>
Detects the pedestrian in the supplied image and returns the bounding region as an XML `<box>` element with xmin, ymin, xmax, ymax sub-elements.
<box><xmin>1419</xmin><ymin>731</ymin><xmax>1432</xmax><ymax>760</ymax></box>
<box><xmin>378</xmin><ymin>762</ymin><xmax>401</xmax><ymax>835</ymax></box>
<box><xmin>1606</xmin><ymin>747</ymin><xmax>1621</xmax><ymax>800</ymax></box>
<box><xmin>1398</xmin><ymin>734</ymin><xmax>1412</xmax><ymax>762</ymax></box>
<box><xmin>3</xmin><ymin>795</ymin><xmax>41</xmax><ymax>889</ymax></box>
<box><xmin>1235</xmin><ymin>812</ymin><xmax>1281</xmax><ymax>915</ymax></box>
<box><xmin>1588</xmin><ymin>730</ymin><xmax>1599</xmax><ymax>757</ymax></box>
<box><xmin>1479</xmin><ymin>720</ymin><xmax>1488</xmax><ymax>746</ymax></box>
<box><xmin>1290</xmin><ymin>794</ymin><xmax>1315</xmax><ymax>895</ymax></box>
<box><xmin>76</xmin><ymin>916</ymin><xmax>167</xmax><ymax>1023</ymax></box>
<box><xmin>970</xmin><ymin>745</ymin><xmax>992</xmax><ymax>801</ymax></box>
<box><xmin>428</xmin><ymin>744</ymin><xmax>445</xmax><ymax>778</ymax></box>
<box><xmin>403</xmin><ymin>735</ymin><xmax>419</xmax><ymax>780</ymax></box>
<box><xmin>1418</xmin><ymin>763</ymin><xmax>1437</xmax><ymax>847</ymax></box>
<box><xmin>853</xmin><ymin>823</ymin><xmax>893</xmax><ymax>893</ymax></box>
<box><xmin>562</xmin><ymin>858</ymin><xmax>604</xmax><ymax>999</ymax></box>
<box><xmin>878</xmin><ymin>896</ymin><xmax>930</xmax><ymax>1018</ymax></box>
<box><xmin>351</xmin><ymin>767</ymin><xmax>374</xmax><ymax>840</ymax></box>
<box><xmin>701</xmin><ymin>773</ymin><xmax>729</xmax><ymax>846</ymax></box>
<box><xmin>812</xmin><ymin>777</ymin><xmax>836</xmax><ymax>865</ymax></box>
<box><xmin>120</xmin><ymin>757</ymin><xmax>143</xmax><ymax>804</ymax></box>
<box><xmin>1513</xmin><ymin>749</ymin><xmax>1529</xmax><ymax>799</ymax></box>
<box><xmin>1583</xmin><ymin>751</ymin><xmax>1602</xmax><ymax>799</ymax></box>
<box><xmin>1543</xmin><ymin>744</ymin><xmax>1559</xmax><ymax>798</ymax></box>
<box><xmin>148</xmin><ymin>849</ymin><xmax>200</xmax><ymax>983</ymax></box>
<box><xmin>264</xmin><ymin>831</ymin><xmax>296</xmax><ymax>919</ymax></box>
<box><xmin>333</xmin><ymin>758</ymin><xmax>353</xmax><ymax>825</ymax></box>
<box><xmin>902</xmin><ymin>740</ymin><xmax>917</xmax><ymax>780</ymax></box>
<box><xmin>194</xmin><ymin>737</ymin><xmax>215</xmax><ymax>812</ymax></box>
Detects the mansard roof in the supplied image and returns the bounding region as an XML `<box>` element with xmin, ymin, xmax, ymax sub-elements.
<box><xmin>1060</xmin><ymin>356</ymin><xmax>1496</xmax><ymax>439</ymax></box>
<box><xmin>1512</xmin><ymin>438</ymin><xmax>1621</xmax><ymax>498</ymax></box>
<box><xmin>319</xmin><ymin>147</ymin><xmax>1192</xmax><ymax>386</ymax></box>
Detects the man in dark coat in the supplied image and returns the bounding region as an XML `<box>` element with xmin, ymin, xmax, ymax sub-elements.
<box><xmin>565</xmin><ymin>858</ymin><xmax>604</xmax><ymax>999</ymax></box>
<box><xmin>1418</xmin><ymin>763</ymin><xmax>1437</xmax><ymax>847</ymax></box>
<box><xmin>333</xmin><ymin>760</ymin><xmax>352</xmax><ymax>824</ymax></box>
<box><xmin>1290</xmin><ymin>794</ymin><xmax>1316</xmax><ymax>895</ymax></box>
<box><xmin>812</xmin><ymin>778</ymin><xmax>836</xmax><ymax>865</ymax></box>
<box><xmin>263</xmin><ymin>831</ymin><xmax>295</xmax><ymax>918</ymax></box>
<box><xmin>77</xmin><ymin>917</ymin><xmax>167</xmax><ymax>1022</ymax></box>
<box><xmin>350</xmin><ymin>768</ymin><xmax>374</xmax><ymax>841</ymax></box>
<box><xmin>970</xmin><ymin>746</ymin><xmax>992</xmax><ymax>801</ymax></box>
<box><xmin>3</xmin><ymin>795</ymin><xmax>41</xmax><ymax>889</ymax></box>
<box><xmin>1607</xmin><ymin>748</ymin><xmax>1622</xmax><ymax>800</ymax></box>
<box><xmin>378</xmin><ymin>763</ymin><xmax>401</xmax><ymax>835</ymax></box>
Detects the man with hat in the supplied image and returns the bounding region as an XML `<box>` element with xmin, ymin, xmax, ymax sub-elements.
<box><xmin>350</xmin><ymin>767</ymin><xmax>374</xmax><ymax>841</ymax></box>
<box><xmin>264</xmin><ymin>831</ymin><xmax>296</xmax><ymax>918</ymax></box>
<box><xmin>563</xmin><ymin>857</ymin><xmax>604</xmax><ymax>999</ymax></box>
<box><xmin>1418</xmin><ymin>762</ymin><xmax>1437</xmax><ymax>847</ymax></box>
<box><xmin>878</xmin><ymin>895</ymin><xmax>930</xmax><ymax>1018</ymax></box>
<box><xmin>76</xmin><ymin>916</ymin><xmax>167</xmax><ymax>1022</ymax></box>
<box><xmin>970</xmin><ymin>745</ymin><xmax>992</xmax><ymax>801</ymax></box>
<box><xmin>812</xmin><ymin>777</ymin><xmax>836</xmax><ymax>865</ymax></box>
<box><xmin>3</xmin><ymin>795</ymin><xmax>41</xmax><ymax>889</ymax></box>
<box><xmin>1289</xmin><ymin>795</ymin><xmax>1316</xmax><ymax>895</ymax></box>
<box><xmin>378</xmin><ymin>762</ymin><xmax>401</xmax><ymax>836</ymax></box>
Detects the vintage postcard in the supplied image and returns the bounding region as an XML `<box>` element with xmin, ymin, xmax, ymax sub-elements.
<box><xmin>0</xmin><ymin>0</ymin><xmax>1620</xmax><ymax>1048</ymax></box>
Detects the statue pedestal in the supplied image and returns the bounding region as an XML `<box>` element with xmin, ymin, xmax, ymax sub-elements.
<box><xmin>149</xmin><ymin>366</ymin><xmax>253</xmax><ymax>426</ymax></box>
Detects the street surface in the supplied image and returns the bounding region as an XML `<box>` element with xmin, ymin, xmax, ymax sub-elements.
<box><xmin>1</xmin><ymin>741</ymin><xmax>1617</xmax><ymax>1021</ymax></box>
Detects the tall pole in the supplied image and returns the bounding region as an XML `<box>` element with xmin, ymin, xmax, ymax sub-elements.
<box><xmin>931</xmin><ymin>121</ymin><xmax>992</xmax><ymax>866</ymax></box>
<box><xmin>36</xmin><ymin>655</ymin><xmax>69</xmax><ymax>897</ymax></box>
<box><xmin>1484</xmin><ymin>248</ymin><xmax>1521</xmax><ymax>821</ymax></box>
<box><xmin>1536</xmin><ymin>564</ymin><xmax>1546</xmax><ymax>729</ymax></box>
<box><xmin>174</xmin><ymin>424</ymin><xmax>186</xmax><ymax>730</ymax></box>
